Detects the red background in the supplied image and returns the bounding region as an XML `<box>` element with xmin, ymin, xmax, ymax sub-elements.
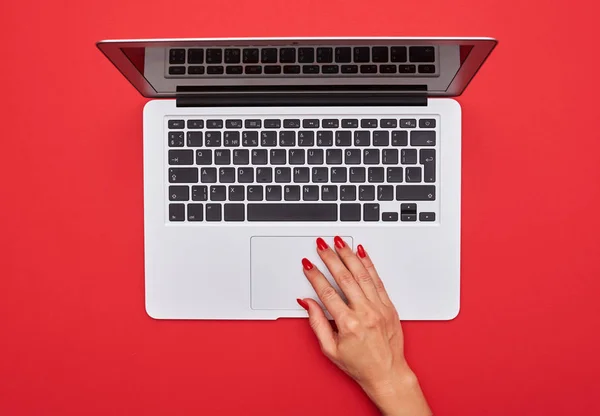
<box><xmin>1</xmin><ymin>0</ymin><xmax>599</xmax><ymax>415</ymax></box>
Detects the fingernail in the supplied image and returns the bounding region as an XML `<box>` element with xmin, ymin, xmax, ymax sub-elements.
<box><xmin>316</xmin><ymin>237</ymin><xmax>328</xmax><ymax>251</ymax></box>
<box><xmin>357</xmin><ymin>244</ymin><xmax>366</xmax><ymax>258</ymax></box>
<box><xmin>302</xmin><ymin>258</ymin><xmax>313</xmax><ymax>270</ymax></box>
<box><xmin>297</xmin><ymin>298</ymin><xmax>309</xmax><ymax>311</ymax></box>
<box><xmin>334</xmin><ymin>236</ymin><xmax>345</xmax><ymax>249</ymax></box>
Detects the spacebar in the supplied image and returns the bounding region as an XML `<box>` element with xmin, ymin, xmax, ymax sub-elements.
<box><xmin>247</xmin><ymin>204</ymin><xmax>338</xmax><ymax>221</ymax></box>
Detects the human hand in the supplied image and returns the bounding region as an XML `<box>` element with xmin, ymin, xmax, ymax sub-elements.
<box><xmin>297</xmin><ymin>237</ymin><xmax>431</xmax><ymax>416</ymax></box>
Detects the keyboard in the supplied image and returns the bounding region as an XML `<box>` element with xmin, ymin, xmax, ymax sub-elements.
<box><xmin>167</xmin><ymin>115</ymin><xmax>438</xmax><ymax>223</ymax></box>
<box><xmin>166</xmin><ymin>45</ymin><xmax>438</xmax><ymax>77</ymax></box>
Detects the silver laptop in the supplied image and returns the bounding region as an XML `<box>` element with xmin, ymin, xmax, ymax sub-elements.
<box><xmin>97</xmin><ymin>37</ymin><xmax>496</xmax><ymax>320</ymax></box>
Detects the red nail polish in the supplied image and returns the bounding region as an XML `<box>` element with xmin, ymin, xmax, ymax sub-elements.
<box><xmin>357</xmin><ymin>244</ymin><xmax>366</xmax><ymax>258</ymax></box>
<box><xmin>316</xmin><ymin>237</ymin><xmax>328</xmax><ymax>251</ymax></box>
<box><xmin>297</xmin><ymin>298</ymin><xmax>309</xmax><ymax>310</ymax></box>
<box><xmin>302</xmin><ymin>258</ymin><xmax>313</xmax><ymax>270</ymax></box>
<box><xmin>334</xmin><ymin>236</ymin><xmax>345</xmax><ymax>249</ymax></box>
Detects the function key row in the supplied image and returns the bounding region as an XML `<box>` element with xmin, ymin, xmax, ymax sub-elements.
<box><xmin>167</xmin><ymin>118</ymin><xmax>436</xmax><ymax>130</ymax></box>
<box><xmin>168</xmin><ymin>64</ymin><xmax>435</xmax><ymax>76</ymax></box>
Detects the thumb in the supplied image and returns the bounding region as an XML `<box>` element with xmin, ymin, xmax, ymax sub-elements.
<box><xmin>298</xmin><ymin>298</ymin><xmax>337</xmax><ymax>358</ymax></box>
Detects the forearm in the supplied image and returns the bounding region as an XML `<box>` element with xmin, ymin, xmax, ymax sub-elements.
<box><xmin>361</xmin><ymin>370</ymin><xmax>432</xmax><ymax>416</ymax></box>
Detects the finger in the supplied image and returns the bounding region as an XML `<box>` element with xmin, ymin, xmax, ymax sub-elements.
<box><xmin>297</xmin><ymin>298</ymin><xmax>337</xmax><ymax>358</ymax></box>
<box><xmin>302</xmin><ymin>257</ymin><xmax>349</xmax><ymax>320</ymax></box>
<box><xmin>333</xmin><ymin>236</ymin><xmax>380</xmax><ymax>303</ymax></box>
<box><xmin>356</xmin><ymin>244</ymin><xmax>392</xmax><ymax>305</ymax></box>
<box><xmin>316</xmin><ymin>237</ymin><xmax>365</xmax><ymax>305</ymax></box>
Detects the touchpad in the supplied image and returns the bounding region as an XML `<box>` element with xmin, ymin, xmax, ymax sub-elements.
<box><xmin>251</xmin><ymin>236</ymin><xmax>353</xmax><ymax>310</ymax></box>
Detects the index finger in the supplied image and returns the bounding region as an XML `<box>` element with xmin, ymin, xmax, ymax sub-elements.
<box><xmin>301</xmin><ymin>257</ymin><xmax>349</xmax><ymax>320</ymax></box>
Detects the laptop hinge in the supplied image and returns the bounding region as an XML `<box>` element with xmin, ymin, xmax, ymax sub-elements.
<box><xmin>175</xmin><ymin>85</ymin><xmax>428</xmax><ymax>107</ymax></box>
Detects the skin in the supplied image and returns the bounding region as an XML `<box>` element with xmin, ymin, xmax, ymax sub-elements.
<box><xmin>299</xmin><ymin>237</ymin><xmax>432</xmax><ymax>416</ymax></box>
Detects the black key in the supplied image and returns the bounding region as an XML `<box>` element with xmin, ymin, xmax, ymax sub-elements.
<box><xmin>214</xmin><ymin>65</ymin><xmax>232</xmax><ymax>75</ymax></box>
<box><xmin>169</xmin><ymin>66</ymin><xmax>186</xmax><ymax>75</ymax></box>
<box><xmin>169</xmin><ymin>167</ymin><xmax>198</xmax><ymax>183</ymax></box>
<box><xmin>380</xmin><ymin>65</ymin><xmax>397</xmax><ymax>74</ymax></box>
<box><xmin>405</xmin><ymin>167</ymin><xmax>422</xmax><ymax>183</ymax></box>
<box><xmin>307</xmin><ymin>149</ymin><xmax>324</xmax><ymax>164</ymax></box>
<box><xmin>302</xmin><ymin>65</ymin><xmax>320</xmax><ymax>74</ymax></box>
<box><xmin>275</xmin><ymin>167</ymin><xmax>291</xmax><ymax>183</ymax></box>
<box><xmin>224</xmin><ymin>204</ymin><xmax>245</xmax><ymax>221</ymax></box>
<box><xmin>226</xmin><ymin>119</ymin><xmax>243</xmax><ymax>129</ymax></box>
<box><xmin>233</xmin><ymin>149</ymin><xmax>249</xmax><ymax>165</ymax></box>
<box><xmin>401</xmin><ymin>213</ymin><xmax>417</xmax><ymax>222</ymax></box>
<box><xmin>411</xmin><ymin>131</ymin><xmax>436</xmax><ymax>146</ymax></box>
<box><xmin>242</xmin><ymin>131</ymin><xmax>259</xmax><ymax>147</ymax></box>
<box><xmin>303</xmin><ymin>119</ymin><xmax>320</xmax><ymax>128</ymax></box>
<box><xmin>207</xmin><ymin>66</ymin><xmax>224</xmax><ymax>75</ymax></box>
<box><xmin>214</xmin><ymin>150</ymin><xmax>231</xmax><ymax>165</ymax></box>
<box><xmin>298</xmin><ymin>131</ymin><xmax>315</xmax><ymax>146</ymax></box>
<box><xmin>200</xmin><ymin>167</ymin><xmax>217</xmax><ymax>183</ymax></box>
<box><xmin>210</xmin><ymin>185</ymin><xmax>227</xmax><ymax>201</ymax></box>
<box><xmin>382</xmin><ymin>149</ymin><xmax>399</xmax><ymax>165</ymax></box>
<box><xmin>317</xmin><ymin>47</ymin><xmax>333</xmax><ymax>63</ymax></box>
<box><xmin>298</xmin><ymin>48</ymin><xmax>315</xmax><ymax>63</ymax></box>
<box><xmin>345</xmin><ymin>149</ymin><xmax>361</xmax><ymax>165</ymax></box>
<box><xmin>410</xmin><ymin>46</ymin><xmax>435</xmax><ymax>62</ymax></box>
<box><xmin>245</xmin><ymin>65</ymin><xmax>262</xmax><ymax>74</ymax></box>
<box><xmin>340</xmin><ymin>203</ymin><xmax>360</xmax><ymax>221</ymax></box>
<box><xmin>261</xmin><ymin>48</ymin><xmax>277</xmax><ymax>63</ymax></box>
<box><xmin>361</xmin><ymin>119</ymin><xmax>378</xmax><ymax>128</ymax></box>
<box><xmin>419</xmin><ymin>212</ymin><xmax>436</xmax><ymax>222</ymax></box>
<box><xmin>169</xmin><ymin>131</ymin><xmax>185</xmax><ymax>147</ymax></box>
<box><xmin>261</xmin><ymin>131</ymin><xmax>277</xmax><ymax>147</ymax></box>
<box><xmin>168</xmin><ymin>120</ymin><xmax>185</xmax><ymax>129</ymax></box>
<box><xmin>284</xmin><ymin>119</ymin><xmax>301</xmax><ymax>128</ymax></box>
<box><xmin>398</xmin><ymin>65</ymin><xmax>416</xmax><ymax>73</ymax></box>
<box><xmin>401</xmin><ymin>203</ymin><xmax>417</xmax><ymax>213</ymax></box>
<box><xmin>387</xmin><ymin>167</ymin><xmax>403</xmax><ymax>183</ymax></box>
<box><xmin>303</xmin><ymin>185</ymin><xmax>319</xmax><ymax>201</ymax></box>
<box><xmin>360</xmin><ymin>65</ymin><xmax>377</xmax><ymax>74</ymax></box>
<box><xmin>205</xmin><ymin>204</ymin><xmax>222</xmax><ymax>221</ymax></box>
<box><xmin>420</xmin><ymin>149</ymin><xmax>436</xmax><ymax>183</ymax></box>
<box><xmin>169</xmin><ymin>149</ymin><xmax>194</xmax><ymax>165</ymax></box>
<box><xmin>392</xmin><ymin>131</ymin><xmax>408</xmax><ymax>146</ymax></box>
<box><xmin>237</xmin><ymin>167</ymin><xmax>254</xmax><ymax>183</ymax></box>
<box><xmin>256</xmin><ymin>167</ymin><xmax>272</xmax><ymax>183</ymax></box>
<box><xmin>372</xmin><ymin>47</ymin><xmax>389</xmax><ymax>62</ymax></box>
<box><xmin>279</xmin><ymin>131</ymin><xmax>296</xmax><ymax>147</ymax></box>
<box><xmin>363</xmin><ymin>203</ymin><xmax>380</xmax><ymax>221</ymax></box>
<box><xmin>289</xmin><ymin>149</ymin><xmax>305</xmax><ymax>165</ymax></box>
<box><xmin>186</xmin><ymin>131</ymin><xmax>203</xmax><ymax>147</ymax></box>
<box><xmin>378</xmin><ymin>185</ymin><xmax>394</xmax><ymax>201</ymax></box>
<box><xmin>400</xmin><ymin>119</ymin><xmax>417</xmax><ymax>128</ymax></box>
<box><xmin>382</xmin><ymin>212</ymin><xmax>398</xmax><ymax>222</ymax></box>
<box><xmin>419</xmin><ymin>119</ymin><xmax>436</xmax><ymax>129</ymax></box>
<box><xmin>280</xmin><ymin>48</ymin><xmax>296</xmax><ymax>63</ymax></box>
<box><xmin>336</xmin><ymin>131</ymin><xmax>352</xmax><ymax>146</ymax></box>
<box><xmin>373</xmin><ymin>131</ymin><xmax>389</xmax><ymax>146</ymax></box>
<box><xmin>359</xmin><ymin>185</ymin><xmax>375</xmax><ymax>201</ymax></box>
<box><xmin>187</xmin><ymin>119</ymin><xmax>204</xmax><ymax>129</ymax></box>
<box><xmin>228</xmin><ymin>185</ymin><xmax>245</xmax><ymax>201</ymax></box>
<box><xmin>368</xmin><ymin>167</ymin><xmax>384</xmax><ymax>183</ymax></box>
<box><xmin>264</xmin><ymin>65</ymin><xmax>282</xmax><ymax>74</ymax></box>
<box><xmin>205</xmin><ymin>132</ymin><xmax>221</xmax><ymax>147</ymax></box>
<box><xmin>321</xmin><ymin>65</ymin><xmax>339</xmax><ymax>74</ymax></box>
<box><xmin>188</xmin><ymin>204</ymin><xmax>203</xmax><ymax>221</ymax></box>
<box><xmin>206</xmin><ymin>48</ymin><xmax>222</xmax><ymax>64</ymax></box>
<box><xmin>247</xmin><ymin>185</ymin><xmax>263</xmax><ymax>201</ymax></box>
<box><xmin>170</xmin><ymin>49</ymin><xmax>186</xmax><ymax>64</ymax></box>
<box><xmin>245</xmin><ymin>119</ymin><xmax>261</xmax><ymax>129</ymax></box>
<box><xmin>335</xmin><ymin>47</ymin><xmax>352</xmax><ymax>63</ymax></box>
<box><xmin>223</xmin><ymin>132</ymin><xmax>240</xmax><ymax>147</ymax></box>
<box><xmin>390</xmin><ymin>46</ymin><xmax>407</xmax><ymax>62</ymax></box>
<box><xmin>331</xmin><ymin>166</ymin><xmax>347</xmax><ymax>183</ymax></box>
<box><xmin>396</xmin><ymin>185</ymin><xmax>436</xmax><ymax>201</ymax></box>
<box><xmin>169</xmin><ymin>185</ymin><xmax>189</xmax><ymax>201</ymax></box>
<box><xmin>284</xmin><ymin>185</ymin><xmax>301</xmax><ymax>201</ymax></box>
<box><xmin>192</xmin><ymin>185</ymin><xmax>208</xmax><ymax>201</ymax></box>
<box><xmin>262</xmin><ymin>119</ymin><xmax>279</xmax><ymax>129</ymax></box>
<box><xmin>219</xmin><ymin>167</ymin><xmax>235</xmax><ymax>183</ymax></box>
<box><xmin>342</xmin><ymin>119</ymin><xmax>358</xmax><ymax>128</ymax></box>
<box><xmin>340</xmin><ymin>185</ymin><xmax>357</xmax><ymax>201</ymax></box>
<box><xmin>252</xmin><ymin>149</ymin><xmax>268</xmax><ymax>165</ymax></box>
<box><xmin>354</xmin><ymin>47</ymin><xmax>370</xmax><ymax>63</ymax></box>
<box><xmin>341</xmin><ymin>65</ymin><xmax>359</xmax><ymax>74</ymax></box>
<box><xmin>317</xmin><ymin>131</ymin><xmax>333</xmax><ymax>146</ymax></box>
<box><xmin>293</xmin><ymin>167</ymin><xmax>310</xmax><ymax>183</ymax></box>
<box><xmin>354</xmin><ymin>131</ymin><xmax>370</xmax><ymax>146</ymax></box>
<box><xmin>169</xmin><ymin>203</ymin><xmax>185</xmax><ymax>221</ymax></box>
<box><xmin>312</xmin><ymin>167</ymin><xmax>328</xmax><ymax>183</ymax></box>
<box><xmin>248</xmin><ymin>203</ymin><xmax>337</xmax><ymax>221</ymax></box>
<box><xmin>401</xmin><ymin>149</ymin><xmax>418</xmax><ymax>164</ymax></box>
<box><xmin>323</xmin><ymin>119</ymin><xmax>339</xmax><ymax>128</ymax></box>
<box><xmin>224</xmin><ymin>48</ymin><xmax>241</xmax><ymax>64</ymax></box>
<box><xmin>326</xmin><ymin>149</ymin><xmax>343</xmax><ymax>165</ymax></box>
<box><xmin>188</xmin><ymin>66</ymin><xmax>205</xmax><ymax>75</ymax></box>
<box><xmin>364</xmin><ymin>149</ymin><xmax>380</xmax><ymax>165</ymax></box>
<box><xmin>270</xmin><ymin>149</ymin><xmax>286</xmax><ymax>165</ymax></box>
<box><xmin>283</xmin><ymin>65</ymin><xmax>301</xmax><ymax>74</ymax></box>
<box><xmin>350</xmin><ymin>167</ymin><xmax>366</xmax><ymax>182</ymax></box>
<box><xmin>266</xmin><ymin>185</ymin><xmax>282</xmax><ymax>201</ymax></box>
<box><xmin>380</xmin><ymin>119</ymin><xmax>397</xmax><ymax>128</ymax></box>
<box><xmin>321</xmin><ymin>185</ymin><xmax>338</xmax><ymax>201</ymax></box>
<box><xmin>419</xmin><ymin>64</ymin><xmax>436</xmax><ymax>74</ymax></box>
<box><xmin>243</xmin><ymin>48</ymin><xmax>259</xmax><ymax>63</ymax></box>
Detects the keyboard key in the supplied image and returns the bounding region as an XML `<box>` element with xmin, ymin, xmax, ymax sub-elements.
<box><xmin>392</xmin><ymin>131</ymin><xmax>408</xmax><ymax>146</ymax></box>
<box><xmin>210</xmin><ymin>185</ymin><xmax>227</xmax><ymax>201</ymax></box>
<box><xmin>373</xmin><ymin>131</ymin><xmax>390</xmax><ymax>146</ymax></box>
<box><xmin>192</xmin><ymin>185</ymin><xmax>208</xmax><ymax>201</ymax></box>
<box><xmin>247</xmin><ymin>185</ymin><xmax>263</xmax><ymax>201</ymax></box>
<box><xmin>350</xmin><ymin>167</ymin><xmax>366</xmax><ymax>183</ymax></box>
<box><xmin>317</xmin><ymin>131</ymin><xmax>333</xmax><ymax>146</ymax></box>
<box><xmin>169</xmin><ymin>168</ymin><xmax>198</xmax><ymax>183</ymax></box>
<box><xmin>230</xmin><ymin>186</ymin><xmax>247</xmax><ymax>203</ymax></box>
<box><xmin>278</xmin><ymin>131</ymin><xmax>295</xmax><ymax>147</ymax></box>
<box><xmin>298</xmin><ymin>131</ymin><xmax>315</xmax><ymax>146</ymax></box>
<box><xmin>420</xmin><ymin>149</ymin><xmax>436</xmax><ymax>182</ymax></box>
<box><xmin>396</xmin><ymin>185</ymin><xmax>436</xmax><ymax>200</ymax></box>
<box><xmin>206</xmin><ymin>204</ymin><xmax>222</xmax><ymax>221</ymax></box>
<box><xmin>169</xmin><ymin>131</ymin><xmax>184</xmax><ymax>147</ymax></box>
<box><xmin>354</xmin><ymin>131</ymin><xmax>370</xmax><ymax>146</ymax></box>
<box><xmin>326</xmin><ymin>149</ymin><xmax>343</xmax><ymax>165</ymax></box>
<box><xmin>361</xmin><ymin>119</ymin><xmax>378</xmax><ymax>128</ymax></box>
<box><xmin>256</xmin><ymin>167</ymin><xmax>273</xmax><ymax>183</ymax></box>
<box><xmin>323</xmin><ymin>119</ymin><xmax>339</xmax><ymax>128</ymax></box>
<box><xmin>252</xmin><ymin>149</ymin><xmax>268</xmax><ymax>165</ymax></box>
<box><xmin>248</xmin><ymin>203</ymin><xmax>337</xmax><ymax>221</ymax></box>
<box><xmin>293</xmin><ymin>167</ymin><xmax>310</xmax><ymax>183</ymax></box>
<box><xmin>303</xmin><ymin>119</ymin><xmax>320</xmax><ymax>128</ymax></box>
<box><xmin>354</xmin><ymin>47</ymin><xmax>370</xmax><ymax>63</ymax></box>
<box><xmin>372</xmin><ymin>47</ymin><xmax>389</xmax><ymax>62</ymax></box>
<box><xmin>270</xmin><ymin>149</ymin><xmax>286</xmax><ymax>165</ymax></box>
<box><xmin>340</xmin><ymin>203</ymin><xmax>360</xmax><ymax>221</ymax></box>
<box><xmin>391</xmin><ymin>46</ymin><xmax>407</xmax><ymax>62</ymax></box>
<box><xmin>264</xmin><ymin>65</ymin><xmax>282</xmax><ymax>74</ymax></box>
<box><xmin>303</xmin><ymin>185</ymin><xmax>319</xmax><ymax>201</ymax></box>
<box><xmin>214</xmin><ymin>149</ymin><xmax>231</xmax><ymax>165</ymax></box>
<box><xmin>382</xmin><ymin>149</ymin><xmax>399</xmax><ymax>165</ymax></box>
<box><xmin>364</xmin><ymin>149</ymin><xmax>380</xmax><ymax>165</ymax></box>
<box><xmin>168</xmin><ymin>120</ymin><xmax>184</xmax><ymax>129</ymax></box>
<box><xmin>283</xmin><ymin>65</ymin><xmax>301</xmax><ymax>74</ymax></box>
<box><xmin>312</xmin><ymin>167</ymin><xmax>328</xmax><ymax>183</ymax></box>
<box><xmin>381</xmin><ymin>119</ymin><xmax>397</xmax><ymax>128</ymax></box>
<box><xmin>360</xmin><ymin>65</ymin><xmax>377</xmax><ymax>74</ymax></box>
<box><xmin>237</xmin><ymin>167</ymin><xmax>254</xmax><ymax>183</ymax></box>
<box><xmin>382</xmin><ymin>212</ymin><xmax>398</xmax><ymax>221</ymax></box>
<box><xmin>200</xmin><ymin>167</ymin><xmax>217</xmax><ymax>183</ymax></box>
<box><xmin>317</xmin><ymin>47</ymin><xmax>333</xmax><ymax>63</ymax></box>
<box><xmin>409</xmin><ymin>46</ymin><xmax>435</xmax><ymax>62</ymax></box>
<box><xmin>169</xmin><ymin>185</ymin><xmax>189</xmax><ymax>201</ymax></box>
<box><xmin>331</xmin><ymin>166</ymin><xmax>347</xmax><ymax>182</ymax></box>
<box><xmin>224</xmin><ymin>204</ymin><xmax>245</xmax><ymax>221</ymax></box>
<box><xmin>359</xmin><ymin>185</ymin><xmax>375</xmax><ymax>201</ymax></box>
<box><xmin>224</xmin><ymin>132</ymin><xmax>240</xmax><ymax>147</ymax></box>
<box><xmin>419</xmin><ymin>119</ymin><xmax>436</xmax><ymax>129</ymax></box>
<box><xmin>224</xmin><ymin>48</ymin><xmax>241</xmax><ymax>64</ymax></box>
<box><xmin>275</xmin><ymin>167</ymin><xmax>291</xmax><ymax>183</ymax></box>
<box><xmin>411</xmin><ymin>131</ymin><xmax>436</xmax><ymax>146</ymax></box>
<box><xmin>169</xmin><ymin>49</ymin><xmax>186</xmax><ymax>64</ymax></box>
<box><xmin>380</xmin><ymin>65</ymin><xmax>397</xmax><ymax>74</ymax></box>
<box><xmin>261</xmin><ymin>48</ymin><xmax>278</xmax><ymax>63</ymax></box>
<box><xmin>205</xmin><ymin>132</ymin><xmax>222</xmax><ymax>147</ymax></box>
<box><xmin>298</xmin><ymin>48</ymin><xmax>315</xmax><ymax>63</ymax></box>
<box><xmin>261</xmin><ymin>131</ymin><xmax>277</xmax><ymax>147</ymax></box>
<box><xmin>307</xmin><ymin>149</ymin><xmax>324</xmax><ymax>165</ymax></box>
<box><xmin>322</xmin><ymin>65</ymin><xmax>339</xmax><ymax>74</ymax></box>
<box><xmin>169</xmin><ymin>149</ymin><xmax>194</xmax><ymax>165</ymax></box>
<box><xmin>341</xmin><ymin>65</ymin><xmax>359</xmax><ymax>73</ymax></box>
<box><xmin>169</xmin><ymin>66</ymin><xmax>186</xmax><ymax>75</ymax></box>
<box><xmin>242</xmin><ymin>131</ymin><xmax>259</xmax><ymax>147</ymax></box>
<box><xmin>387</xmin><ymin>167</ymin><xmax>403</xmax><ymax>183</ymax></box>
<box><xmin>401</xmin><ymin>149</ymin><xmax>418</xmax><ymax>164</ymax></box>
<box><xmin>245</xmin><ymin>119</ymin><xmax>261</xmax><ymax>129</ymax></box>
<box><xmin>207</xmin><ymin>66</ymin><xmax>224</xmax><ymax>75</ymax></box>
<box><xmin>340</xmin><ymin>185</ymin><xmax>357</xmax><ymax>201</ymax></box>
<box><xmin>289</xmin><ymin>149</ymin><xmax>305</xmax><ymax>164</ymax></box>
<box><xmin>368</xmin><ymin>167</ymin><xmax>384</xmax><ymax>183</ymax></box>
<box><xmin>284</xmin><ymin>185</ymin><xmax>301</xmax><ymax>201</ymax></box>
<box><xmin>266</xmin><ymin>185</ymin><xmax>282</xmax><ymax>201</ymax></box>
<box><xmin>245</xmin><ymin>65</ymin><xmax>262</xmax><ymax>74</ymax></box>
<box><xmin>401</xmin><ymin>213</ymin><xmax>417</xmax><ymax>222</ymax></box>
<box><xmin>225</xmin><ymin>119</ymin><xmax>242</xmax><ymax>129</ymax></box>
<box><xmin>401</xmin><ymin>203</ymin><xmax>417</xmax><ymax>213</ymax></box>
<box><xmin>188</xmin><ymin>66</ymin><xmax>205</xmax><ymax>75</ymax></box>
<box><xmin>335</xmin><ymin>47</ymin><xmax>352</xmax><ymax>63</ymax></box>
<box><xmin>187</xmin><ymin>204</ymin><xmax>203</xmax><ymax>221</ymax></box>
<box><xmin>378</xmin><ymin>185</ymin><xmax>394</xmax><ymax>201</ymax></box>
<box><xmin>342</xmin><ymin>119</ymin><xmax>358</xmax><ymax>128</ymax></box>
<box><xmin>284</xmin><ymin>119</ymin><xmax>301</xmax><ymax>128</ymax></box>
<box><xmin>233</xmin><ymin>149</ymin><xmax>249</xmax><ymax>165</ymax></box>
<box><xmin>419</xmin><ymin>64</ymin><xmax>435</xmax><ymax>74</ymax></box>
<box><xmin>169</xmin><ymin>203</ymin><xmax>185</xmax><ymax>221</ymax></box>
<box><xmin>243</xmin><ymin>48</ymin><xmax>259</xmax><ymax>63</ymax></box>
<box><xmin>400</xmin><ymin>119</ymin><xmax>417</xmax><ymax>128</ymax></box>
<box><xmin>303</xmin><ymin>65</ymin><xmax>320</xmax><ymax>74</ymax></box>
<box><xmin>219</xmin><ymin>167</ymin><xmax>235</xmax><ymax>183</ymax></box>
<box><xmin>398</xmin><ymin>65</ymin><xmax>416</xmax><ymax>73</ymax></box>
<box><xmin>280</xmin><ymin>48</ymin><xmax>296</xmax><ymax>63</ymax></box>
<box><xmin>345</xmin><ymin>149</ymin><xmax>361</xmax><ymax>164</ymax></box>
<box><xmin>185</xmin><ymin>131</ymin><xmax>202</xmax><ymax>147</ymax></box>
<box><xmin>336</xmin><ymin>131</ymin><xmax>352</xmax><ymax>146</ymax></box>
<box><xmin>363</xmin><ymin>203</ymin><xmax>380</xmax><ymax>221</ymax></box>
<box><xmin>206</xmin><ymin>49</ymin><xmax>222</xmax><ymax>64</ymax></box>
<box><xmin>406</xmin><ymin>167</ymin><xmax>422</xmax><ymax>183</ymax></box>
<box><xmin>187</xmin><ymin>119</ymin><xmax>204</xmax><ymax>129</ymax></box>
<box><xmin>419</xmin><ymin>212</ymin><xmax>436</xmax><ymax>222</ymax></box>
<box><xmin>321</xmin><ymin>185</ymin><xmax>338</xmax><ymax>201</ymax></box>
